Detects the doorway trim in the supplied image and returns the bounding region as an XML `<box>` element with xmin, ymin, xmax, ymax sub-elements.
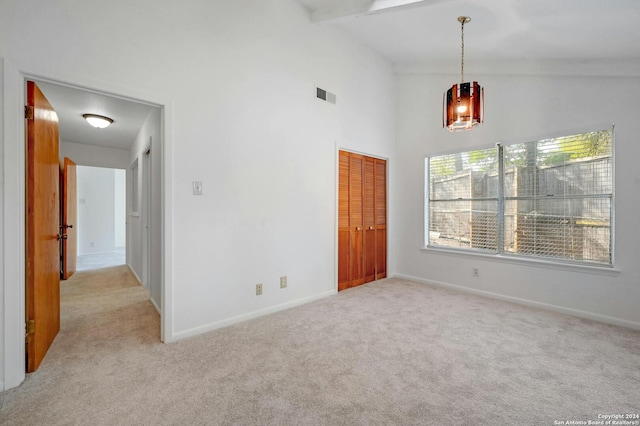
<box><xmin>1</xmin><ymin>59</ymin><xmax>174</xmax><ymax>391</ymax></box>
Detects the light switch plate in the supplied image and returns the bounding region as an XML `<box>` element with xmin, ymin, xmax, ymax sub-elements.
<box><xmin>193</xmin><ymin>181</ymin><xmax>203</xmax><ymax>195</ymax></box>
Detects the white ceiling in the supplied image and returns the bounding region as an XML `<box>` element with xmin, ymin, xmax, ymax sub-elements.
<box><xmin>33</xmin><ymin>0</ymin><xmax>640</xmax><ymax>150</ymax></box>
<box><xmin>34</xmin><ymin>80</ymin><xmax>154</xmax><ymax>151</ymax></box>
<box><xmin>297</xmin><ymin>0</ymin><xmax>640</xmax><ymax>66</ymax></box>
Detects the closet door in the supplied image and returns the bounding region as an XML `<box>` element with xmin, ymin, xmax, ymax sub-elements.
<box><xmin>375</xmin><ymin>159</ymin><xmax>387</xmax><ymax>279</ymax></box>
<box><xmin>363</xmin><ymin>157</ymin><xmax>376</xmax><ymax>283</ymax></box>
<box><xmin>338</xmin><ymin>152</ymin><xmax>350</xmax><ymax>291</ymax></box>
<box><xmin>338</xmin><ymin>150</ymin><xmax>387</xmax><ymax>290</ymax></box>
<box><xmin>349</xmin><ymin>154</ymin><xmax>365</xmax><ymax>287</ymax></box>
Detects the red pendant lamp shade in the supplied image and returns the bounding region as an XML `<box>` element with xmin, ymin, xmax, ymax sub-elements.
<box><xmin>443</xmin><ymin>81</ymin><xmax>484</xmax><ymax>131</ymax></box>
<box><xmin>443</xmin><ymin>17</ymin><xmax>484</xmax><ymax>132</ymax></box>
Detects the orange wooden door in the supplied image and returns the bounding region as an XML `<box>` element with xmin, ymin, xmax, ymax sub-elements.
<box><xmin>337</xmin><ymin>151</ymin><xmax>386</xmax><ymax>291</ymax></box>
<box><xmin>61</xmin><ymin>157</ymin><xmax>77</xmax><ymax>280</ymax></box>
<box><xmin>338</xmin><ymin>152</ymin><xmax>351</xmax><ymax>291</ymax></box>
<box><xmin>349</xmin><ymin>154</ymin><xmax>365</xmax><ymax>287</ymax></box>
<box><xmin>363</xmin><ymin>157</ymin><xmax>376</xmax><ymax>283</ymax></box>
<box><xmin>26</xmin><ymin>80</ymin><xmax>61</xmax><ymax>372</ymax></box>
<box><xmin>375</xmin><ymin>159</ymin><xmax>387</xmax><ymax>279</ymax></box>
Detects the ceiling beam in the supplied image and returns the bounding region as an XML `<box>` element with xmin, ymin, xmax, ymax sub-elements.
<box><xmin>311</xmin><ymin>0</ymin><xmax>452</xmax><ymax>24</ymax></box>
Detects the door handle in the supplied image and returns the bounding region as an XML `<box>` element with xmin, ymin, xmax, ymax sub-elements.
<box><xmin>369</xmin><ymin>226</ymin><xmax>374</xmax><ymax>230</ymax></box>
<box><xmin>57</xmin><ymin>234</ymin><xmax>68</xmax><ymax>241</ymax></box>
<box><xmin>62</xmin><ymin>224</ymin><xmax>73</xmax><ymax>230</ymax></box>
<box><xmin>356</xmin><ymin>227</ymin><xmax>362</xmax><ymax>231</ymax></box>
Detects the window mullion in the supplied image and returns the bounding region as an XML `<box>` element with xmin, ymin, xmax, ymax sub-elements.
<box><xmin>497</xmin><ymin>144</ymin><xmax>504</xmax><ymax>254</ymax></box>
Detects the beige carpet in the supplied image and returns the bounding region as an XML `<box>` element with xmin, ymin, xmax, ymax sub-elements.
<box><xmin>1</xmin><ymin>268</ymin><xmax>639</xmax><ymax>425</ymax></box>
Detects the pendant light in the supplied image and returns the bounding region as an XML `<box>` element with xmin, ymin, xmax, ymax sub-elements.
<box><xmin>443</xmin><ymin>16</ymin><xmax>484</xmax><ymax>132</ymax></box>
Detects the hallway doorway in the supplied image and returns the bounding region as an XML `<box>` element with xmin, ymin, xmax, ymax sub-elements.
<box><xmin>76</xmin><ymin>166</ymin><xmax>127</xmax><ymax>272</ymax></box>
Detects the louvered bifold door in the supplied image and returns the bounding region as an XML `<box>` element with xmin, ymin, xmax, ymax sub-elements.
<box><xmin>338</xmin><ymin>152</ymin><xmax>351</xmax><ymax>291</ymax></box>
<box><xmin>349</xmin><ymin>154</ymin><xmax>365</xmax><ymax>287</ymax></box>
<box><xmin>363</xmin><ymin>157</ymin><xmax>376</xmax><ymax>283</ymax></box>
<box><xmin>338</xmin><ymin>151</ymin><xmax>386</xmax><ymax>290</ymax></box>
<box><xmin>375</xmin><ymin>159</ymin><xmax>387</xmax><ymax>279</ymax></box>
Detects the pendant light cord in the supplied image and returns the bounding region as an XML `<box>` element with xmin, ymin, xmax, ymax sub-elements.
<box><xmin>460</xmin><ymin>19</ymin><xmax>465</xmax><ymax>83</ymax></box>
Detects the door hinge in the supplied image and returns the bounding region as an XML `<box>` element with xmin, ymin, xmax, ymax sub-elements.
<box><xmin>25</xmin><ymin>105</ymin><xmax>34</xmax><ymax>120</ymax></box>
<box><xmin>26</xmin><ymin>320</ymin><xmax>35</xmax><ymax>335</ymax></box>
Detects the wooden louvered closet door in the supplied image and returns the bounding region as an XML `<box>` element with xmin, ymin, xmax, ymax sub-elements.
<box><xmin>338</xmin><ymin>150</ymin><xmax>387</xmax><ymax>291</ymax></box>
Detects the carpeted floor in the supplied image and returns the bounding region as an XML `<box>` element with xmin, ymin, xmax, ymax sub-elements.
<box><xmin>1</xmin><ymin>269</ymin><xmax>639</xmax><ymax>425</ymax></box>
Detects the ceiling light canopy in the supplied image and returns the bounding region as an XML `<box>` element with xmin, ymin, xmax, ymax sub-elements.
<box><xmin>82</xmin><ymin>113</ymin><xmax>113</xmax><ymax>129</ymax></box>
<box><xmin>443</xmin><ymin>16</ymin><xmax>484</xmax><ymax>132</ymax></box>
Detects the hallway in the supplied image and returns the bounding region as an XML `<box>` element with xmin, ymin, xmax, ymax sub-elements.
<box><xmin>0</xmin><ymin>265</ymin><xmax>159</xmax><ymax>424</ymax></box>
<box><xmin>76</xmin><ymin>248</ymin><xmax>126</xmax><ymax>271</ymax></box>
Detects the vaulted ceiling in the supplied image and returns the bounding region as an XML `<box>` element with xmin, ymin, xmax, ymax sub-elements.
<box><xmin>37</xmin><ymin>0</ymin><xmax>640</xmax><ymax>152</ymax></box>
<box><xmin>296</xmin><ymin>0</ymin><xmax>640</xmax><ymax>68</ymax></box>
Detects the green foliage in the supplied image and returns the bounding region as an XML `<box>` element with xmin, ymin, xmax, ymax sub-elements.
<box><xmin>504</xmin><ymin>130</ymin><xmax>612</xmax><ymax>168</ymax></box>
<box><xmin>563</xmin><ymin>130</ymin><xmax>612</xmax><ymax>159</ymax></box>
<box><xmin>468</xmin><ymin>149</ymin><xmax>498</xmax><ymax>172</ymax></box>
<box><xmin>429</xmin><ymin>155</ymin><xmax>456</xmax><ymax>178</ymax></box>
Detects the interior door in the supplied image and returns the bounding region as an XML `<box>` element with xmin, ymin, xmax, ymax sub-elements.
<box><xmin>349</xmin><ymin>154</ymin><xmax>365</xmax><ymax>287</ymax></box>
<box><xmin>363</xmin><ymin>157</ymin><xmax>376</xmax><ymax>283</ymax></box>
<box><xmin>338</xmin><ymin>152</ymin><xmax>351</xmax><ymax>291</ymax></box>
<box><xmin>61</xmin><ymin>157</ymin><xmax>77</xmax><ymax>280</ymax></box>
<box><xmin>338</xmin><ymin>150</ymin><xmax>387</xmax><ymax>291</ymax></box>
<box><xmin>26</xmin><ymin>80</ymin><xmax>61</xmax><ymax>372</ymax></box>
<box><xmin>375</xmin><ymin>159</ymin><xmax>387</xmax><ymax>279</ymax></box>
<box><xmin>142</xmin><ymin>148</ymin><xmax>151</xmax><ymax>288</ymax></box>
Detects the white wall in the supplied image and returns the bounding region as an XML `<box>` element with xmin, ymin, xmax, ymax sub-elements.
<box><xmin>77</xmin><ymin>166</ymin><xmax>116</xmax><ymax>255</ymax></box>
<box><xmin>0</xmin><ymin>57</ymin><xmax>5</xmax><ymax>391</ymax></box>
<box><xmin>60</xmin><ymin>141</ymin><xmax>130</xmax><ymax>170</ymax></box>
<box><xmin>128</xmin><ymin>107</ymin><xmax>161</xmax><ymax>308</ymax></box>
<box><xmin>114</xmin><ymin>170</ymin><xmax>126</xmax><ymax>248</ymax></box>
<box><xmin>394</xmin><ymin>71</ymin><xmax>640</xmax><ymax>328</ymax></box>
<box><xmin>0</xmin><ymin>0</ymin><xmax>396</xmax><ymax>390</ymax></box>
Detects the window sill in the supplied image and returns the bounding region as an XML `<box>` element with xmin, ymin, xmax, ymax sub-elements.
<box><xmin>420</xmin><ymin>246</ymin><xmax>621</xmax><ymax>277</ymax></box>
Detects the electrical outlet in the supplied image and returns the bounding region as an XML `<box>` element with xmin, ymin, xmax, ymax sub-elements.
<box><xmin>256</xmin><ymin>283</ymin><xmax>263</xmax><ymax>295</ymax></box>
<box><xmin>193</xmin><ymin>181</ymin><xmax>203</xmax><ymax>195</ymax></box>
<box><xmin>280</xmin><ymin>276</ymin><xmax>287</xmax><ymax>289</ymax></box>
<box><xmin>473</xmin><ymin>267</ymin><xmax>479</xmax><ymax>277</ymax></box>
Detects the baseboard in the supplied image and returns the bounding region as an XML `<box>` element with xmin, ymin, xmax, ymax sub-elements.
<box><xmin>171</xmin><ymin>289</ymin><xmax>337</xmax><ymax>342</ymax></box>
<box><xmin>127</xmin><ymin>264</ymin><xmax>142</xmax><ymax>285</ymax></box>
<box><xmin>392</xmin><ymin>273</ymin><xmax>640</xmax><ymax>331</ymax></box>
<box><xmin>150</xmin><ymin>296</ymin><xmax>161</xmax><ymax>315</ymax></box>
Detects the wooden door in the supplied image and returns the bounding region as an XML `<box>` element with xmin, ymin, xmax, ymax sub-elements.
<box><xmin>349</xmin><ymin>154</ymin><xmax>365</xmax><ymax>287</ymax></box>
<box><xmin>363</xmin><ymin>157</ymin><xmax>376</xmax><ymax>283</ymax></box>
<box><xmin>338</xmin><ymin>153</ymin><xmax>351</xmax><ymax>291</ymax></box>
<box><xmin>338</xmin><ymin>151</ymin><xmax>387</xmax><ymax>290</ymax></box>
<box><xmin>26</xmin><ymin>80</ymin><xmax>61</xmax><ymax>372</ymax></box>
<box><xmin>61</xmin><ymin>157</ymin><xmax>77</xmax><ymax>280</ymax></box>
<box><xmin>375</xmin><ymin>159</ymin><xmax>387</xmax><ymax>279</ymax></box>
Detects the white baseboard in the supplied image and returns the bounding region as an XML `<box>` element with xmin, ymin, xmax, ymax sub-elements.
<box><xmin>171</xmin><ymin>289</ymin><xmax>337</xmax><ymax>342</ymax></box>
<box><xmin>150</xmin><ymin>296</ymin><xmax>161</xmax><ymax>315</ymax></box>
<box><xmin>392</xmin><ymin>273</ymin><xmax>640</xmax><ymax>331</ymax></box>
<box><xmin>127</xmin><ymin>264</ymin><xmax>142</xmax><ymax>285</ymax></box>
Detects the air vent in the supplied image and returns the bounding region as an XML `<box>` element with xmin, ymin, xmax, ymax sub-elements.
<box><xmin>316</xmin><ymin>87</ymin><xmax>337</xmax><ymax>104</ymax></box>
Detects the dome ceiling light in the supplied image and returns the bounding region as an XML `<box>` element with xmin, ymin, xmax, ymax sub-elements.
<box><xmin>82</xmin><ymin>113</ymin><xmax>113</xmax><ymax>129</ymax></box>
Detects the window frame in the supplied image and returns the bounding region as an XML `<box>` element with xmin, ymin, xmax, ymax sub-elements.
<box><xmin>424</xmin><ymin>127</ymin><xmax>616</xmax><ymax>271</ymax></box>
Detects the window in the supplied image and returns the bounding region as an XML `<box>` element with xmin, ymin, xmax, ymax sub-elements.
<box><xmin>426</xmin><ymin>129</ymin><xmax>613</xmax><ymax>266</ymax></box>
